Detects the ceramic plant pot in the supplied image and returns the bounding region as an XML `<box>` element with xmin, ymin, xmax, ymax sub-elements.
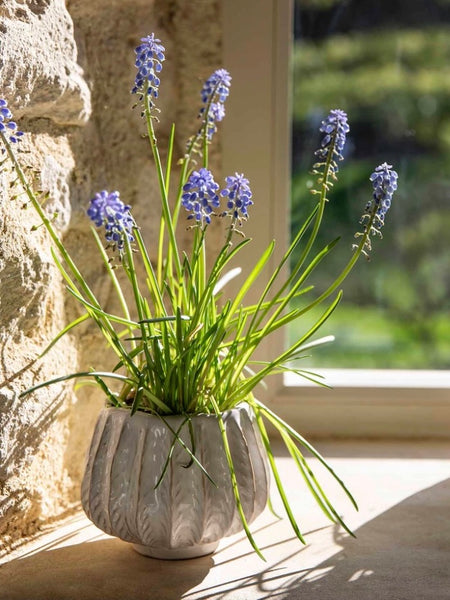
<box><xmin>81</xmin><ymin>405</ymin><xmax>270</xmax><ymax>559</ymax></box>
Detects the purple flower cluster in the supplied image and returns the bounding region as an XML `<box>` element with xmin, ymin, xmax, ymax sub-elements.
<box><xmin>220</xmin><ymin>173</ymin><xmax>253</xmax><ymax>222</ymax></box>
<box><xmin>87</xmin><ymin>190</ymin><xmax>134</xmax><ymax>250</ymax></box>
<box><xmin>198</xmin><ymin>69</ymin><xmax>231</xmax><ymax>141</ymax></box>
<box><xmin>368</xmin><ymin>163</ymin><xmax>398</xmax><ymax>227</ymax></box>
<box><xmin>315</xmin><ymin>109</ymin><xmax>350</xmax><ymax>170</ymax></box>
<box><xmin>200</xmin><ymin>69</ymin><xmax>231</xmax><ymax>104</ymax></box>
<box><xmin>182</xmin><ymin>170</ymin><xmax>253</xmax><ymax>228</ymax></box>
<box><xmin>182</xmin><ymin>168</ymin><xmax>220</xmax><ymax>225</ymax></box>
<box><xmin>0</xmin><ymin>99</ymin><xmax>24</xmax><ymax>144</ymax></box>
<box><xmin>209</xmin><ymin>102</ymin><xmax>226</xmax><ymax>123</ymax></box>
<box><xmin>132</xmin><ymin>34</ymin><xmax>165</xmax><ymax>100</ymax></box>
<box><xmin>355</xmin><ymin>162</ymin><xmax>398</xmax><ymax>256</ymax></box>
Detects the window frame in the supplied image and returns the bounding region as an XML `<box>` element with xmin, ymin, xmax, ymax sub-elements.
<box><xmin>222</xmin><ymin>0</ymin><xmax>450</xmax><ymax>438</ymax></box>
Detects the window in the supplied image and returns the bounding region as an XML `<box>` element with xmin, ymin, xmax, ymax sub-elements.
<box><xmin>222</xmin><ymin>0</ymin><xmax>450</xmax><ymax>437</ymax></box>
<box><xmin>291</xmin><ymin>0</ymin><xmax>450</xmax><ymax>372</ymax></box>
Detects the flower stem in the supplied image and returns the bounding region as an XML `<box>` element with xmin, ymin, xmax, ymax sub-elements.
<box><xmin>144</xmin><ymin>93</ymin><xmax>182</xmax><ymax>281</ymax></box>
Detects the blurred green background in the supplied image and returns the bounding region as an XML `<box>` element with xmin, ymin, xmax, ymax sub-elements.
<box><xmin>289</xmin><ymin>0</ymin><xmax>450</xmax><ymax>368</ymax></box>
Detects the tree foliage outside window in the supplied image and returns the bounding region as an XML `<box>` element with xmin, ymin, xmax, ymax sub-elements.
<box><xmin>290</xmin><ymin>0</ymin><xmax>450</xmax><ymax>369</ymax></box>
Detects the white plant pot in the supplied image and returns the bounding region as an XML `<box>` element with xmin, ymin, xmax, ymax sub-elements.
<box><xmin>81</xmin><ymin>405</ymin><xmax>270</xmax><ymax>559</ymax></box>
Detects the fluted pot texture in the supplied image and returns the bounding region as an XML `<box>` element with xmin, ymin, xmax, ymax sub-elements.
<box><xmin>81</xmin><ymin>405</ymin><xmax>270</xmax><ymax>559</ymax></box>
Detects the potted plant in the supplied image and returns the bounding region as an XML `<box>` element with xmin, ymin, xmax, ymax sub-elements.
<box><xmin>0</xmin><ymin>33</ymin><xmax>398</xmax><ymax>560</ymax></box>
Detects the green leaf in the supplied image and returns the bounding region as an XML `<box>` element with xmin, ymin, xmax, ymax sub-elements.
<box><xmin>254</xmin><ymin>408</ymin><xmax>306</xmax><ymax>544</ymax></box>
<box><xmin>133</xmin><ymin>228</ymin><xmax>167</xmax><ymax>317</ymax></box>
<box><xmin>164</xmin><ymin>123</ymin><xmax>176</xmax><ymax>195</ymax></box>
<box><xmin>130</xmin><ymin>371</ymin><xmax>146</xmax><ymax>415</ymax></box>
<box><xmin>281</xmin><ymin>431</ymin><xmax>356</xmax><ymax>537</ymax></box>
<box><xmin>154</xmin><ymin>416</ymin><xmax>191</xmax><ymax>489</ymax></box>
<box><xmin>156</xmin><ymin>414</ymin><xmax>217</xmax><ymax>487</ymax></box>
<box><xmin>20</xmin><ymin>371</ymin><xmax>137</xmax><ymax>398</ymax></box>
<box><xmin>257</xmin><ymin>236</ymin><xmax>341</xmax><ymax>339</ymax></box>
<box><xmin>65</xmin><ymin>287</ymin><xmax>139</xmax><ymax>328</ymax></box>
<box><xmin>138</xmin><ymin>315</ymin><xmax>189</xmax><ymax>324</ymax></box>
<box><xmin>213</xmin><ymin>267</ymin><xmax>242</xmax><ymax>295</ymax></box>
<box><xmin>50</xmin><ymin>250</ymin><xmax>141</xmax><ymax>379</ymax></box>
<box><xmin>210</xmin><ymin>397</ymin><xmax>266</xmax><ymax>561</ymax></box>
<box><xmin>227</xmin><ymin>240</ymin><xmax>275</xmax><ymax>319</ymax></box>
<box><xmin>246</xmin><ymin>205</ymin><xmax>319</xmax><ymax>330</ymax></box>
<box><xmin>38</xmin><ymin>313</ymin><xmax>90</xmax><ymax>358</ymax></box>
<box><xmin>93</xmin><ymin>375</ymin><xmax>122</xmax><ymax>408</ymax></box>
<box><xmin>90</xmin><ymin>227</ymin><xmax>132</xmax><ymax>325</ymax></box>
<box><xmin>227</xmin><ymin>292</ymin><xmax>342</xmax><ymax>402</ymax></box>
<box><xmin>252</xmin><ymin>399</ymin><xmax>358</xmax><ymax>511</ymax></box>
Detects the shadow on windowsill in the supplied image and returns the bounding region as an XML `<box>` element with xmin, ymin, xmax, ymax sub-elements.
<box><xmin>0</xmin><ymin>479</ymin><xmax>449</xmax><ymax>600</ymax></box>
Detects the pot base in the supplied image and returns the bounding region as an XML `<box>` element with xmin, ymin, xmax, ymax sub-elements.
<box><xmin>132</xmin><ymin>541</ymin><xmax>219</xmax><ymax>560</ymax></box>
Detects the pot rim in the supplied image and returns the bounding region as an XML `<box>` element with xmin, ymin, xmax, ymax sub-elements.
<box><xmin>101</xmin><ymin>402</ymin><xmax>251</xmax><ymax>420</ymax></box>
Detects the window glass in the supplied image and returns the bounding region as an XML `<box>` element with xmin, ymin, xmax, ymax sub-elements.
<box><xmin>290</xmin><ymin>0</ymin><xmax>450</xmax><ymax>369</ymax></box>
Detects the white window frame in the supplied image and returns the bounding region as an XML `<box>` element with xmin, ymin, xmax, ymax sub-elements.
<box><xmin>222</xmin><ymin>0</ymin><xmax>450</xmax><ymax>438</ymax></box>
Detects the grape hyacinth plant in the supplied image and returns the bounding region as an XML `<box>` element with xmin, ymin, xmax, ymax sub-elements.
<box><xmin>198</xmin><ymin>68</ymin><xmax>231</xmax><ymax>141</ymax></box>
<box><xmin>315</xmin><ymin>108</ymin><xmax>349</xmax><ymax>171</ymax></box>
<box><xmin>0</xmin><ymin>33</ymin><xmax>398</xmax><ymax>559</ymax></box>
<box><xmin>131</xmin><ymin>33</ymin><xmax>165</xmax><ymax>100</ymax></box>
<box><xmin>220</xmin><ymin>173</ymin><xmax>253</xmax><ymax>224</ymax></box>
<box><xmin>181</xmin><ymin>168</ymin><xmax>220</xmax><ymax>225</ymax></box>
<box><xmin>354</xmin><ymin>162</ymin><xmax>398</xmax><ymax>256</ymax></box>
<box><xmin>87</xmin><ymin>190</ymin><xmax>135</xmax><ymax>251</ymax></box>
<box><xmin>0</xmin><ymin>99</ymin><xmax>23</xmax><ymax>144</ymax></box>
<box><xmin>369</xmin><ymin>162</ymin><xmax>398</xmax><ymax>226</ymax></box>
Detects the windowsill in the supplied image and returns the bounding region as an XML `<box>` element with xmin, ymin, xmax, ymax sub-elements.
<box><xmin>271</xmin><ymin>369</ymin><xmax>450</xmax><ymax>439</ymax></box>
<box><xmin>2</xmin><ymin>440</ymin><xmax>450</xmax><ymax>599</ymax></box>
<box><xmin>284</xmin><ymin>369</ymin><xmax>450</xmax><ymax>389</ymax></box>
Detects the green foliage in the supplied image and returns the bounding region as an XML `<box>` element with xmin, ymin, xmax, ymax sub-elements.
<box><xmin>289</xmin><ymin>303</ymin><xmax>450</xmax><ymax>369</ymax></box>
<box><xmin>7</xmin><ymin>93</ymin><xmax>383</xmax><ymax>417</ymax></box>
<box><xmin>293</xmin><ymin>27</ymin><xmax>450</xmax><ymax>150</ymax></box>
<box><xmin>291</xmin><ymin>20</ymin><xmax>450</xmax><ymax>369</ymax></box>
<box><xmin>1</xmin><ymin>37</ymin><xmax>398</xmax><ymax>555</ymax></box>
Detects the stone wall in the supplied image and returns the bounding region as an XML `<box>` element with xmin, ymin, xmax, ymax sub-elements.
<box><xmin>0</xmin><ymin>0</ymin><xmax>221</xmax><ymax>555</ymax></box>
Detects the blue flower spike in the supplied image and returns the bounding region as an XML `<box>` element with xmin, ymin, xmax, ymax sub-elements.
<box><xmin>369</xmin><ymin>162</ymin><xmax>398</xmax><ymax>228</ymax></box>
<box><xmin>0</xmin><ymin>99</ymin><xmax>24</xmax><ymax>144</ymax></box>
<box><xmin>132</xmin><ymin>33</ymin><xmax>165</xmax><ymax>102</ymax></box>
<box><xmin>315</xmin><ymin>108</ymin><xmax>350</xmax><ymax>175</ymax></box>
<box><xmin>220</xmin><ymin>173</ymin><xmax>253</xmax><ymax>225</ymax></box>
<box><xmin>198</xmin><ymin>69</ymin><xmax>231</xmax><ymax>141</ymax></box>
<box><xmin>181</xmin><ymin>168</ymin><xmax>220</xmax><ymax>226</ymax></box>
<box><xmin>355</xmin><ymin>162</ymin><xmax>398</xmax><ymax>257</ymax></box>
<box><xmin>87</xmin><ymin>190</ymin><xmax>135</xmax><ymax>252</ymax></box>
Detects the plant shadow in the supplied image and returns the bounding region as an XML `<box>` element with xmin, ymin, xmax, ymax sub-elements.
<box><xmin>191</xmin><ymin>478</ymin><xmax>450</xmax><ymax>600</ymax></box>
<box><xmin>0</xmin><ymin>536</ymin><xmax>213</xmax><ymax>600</ymax></box>
<box><xmin>1</xmin><ymin>479</ymin><xmax>449</xmax><ymax>600</ymax></box>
